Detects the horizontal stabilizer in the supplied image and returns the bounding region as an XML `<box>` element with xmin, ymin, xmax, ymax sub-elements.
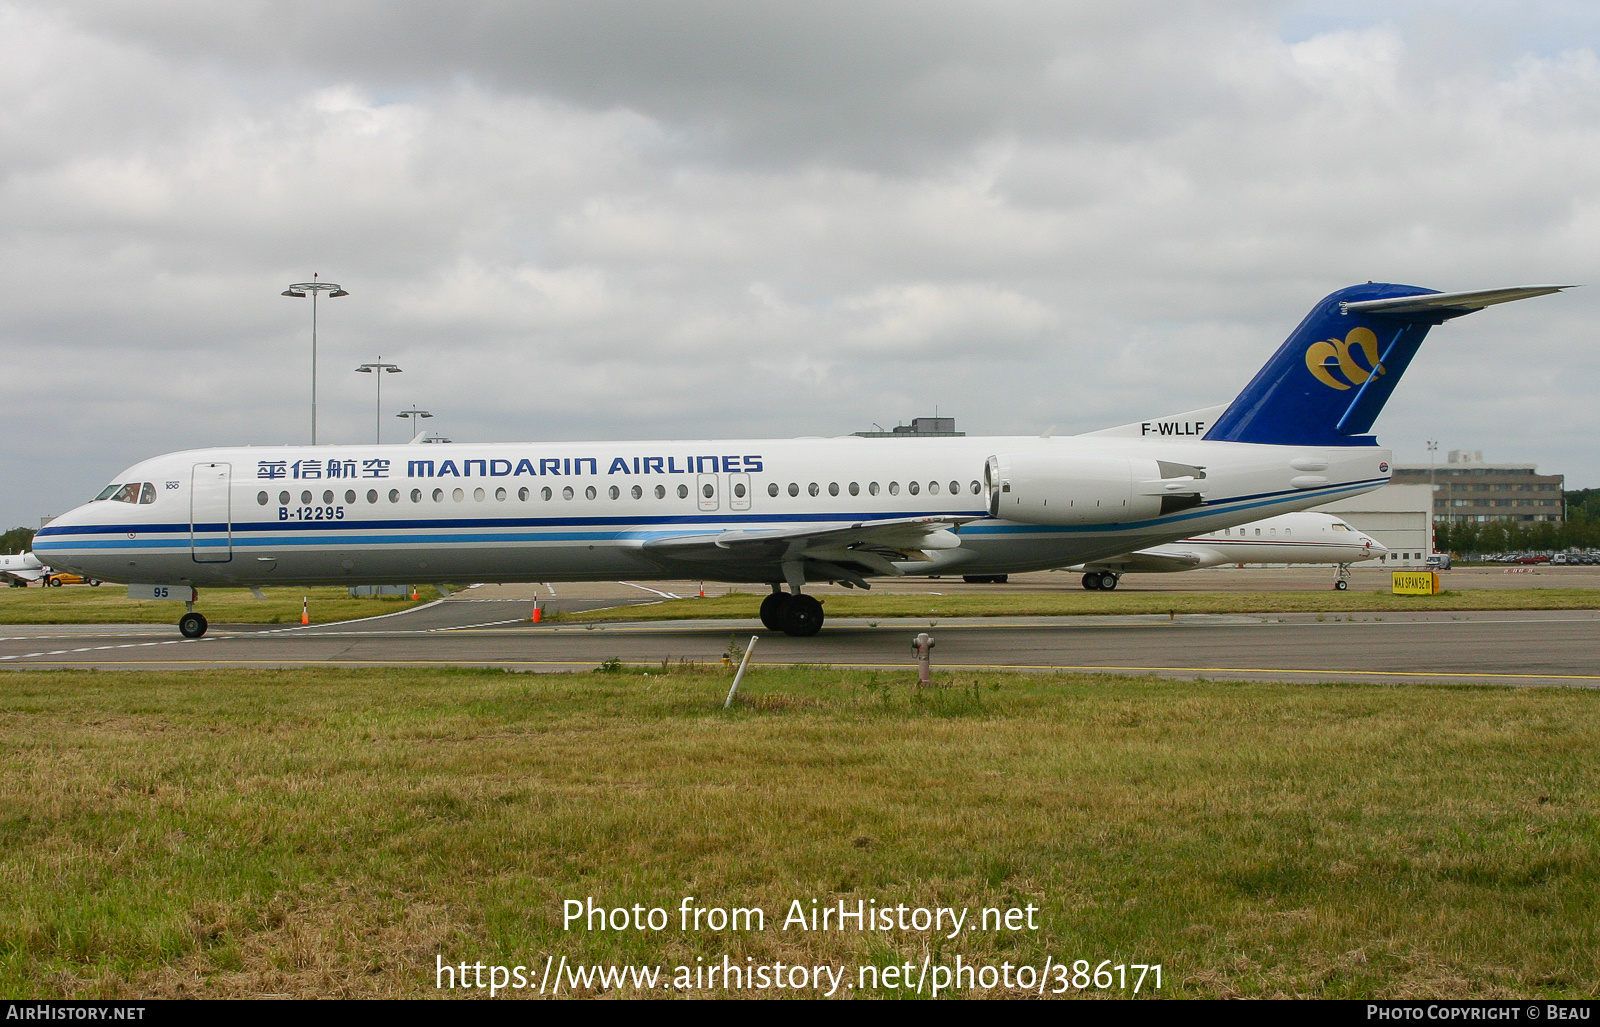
<box><xmin>1204</xmin><ymin>281</ymin><xmax>1569</xmax><ymax>447</ymax></box>
<box><xmin>1340</xmin><ymin>285</ymin><xmax>1574</xmax><ymax>318</ymax></box>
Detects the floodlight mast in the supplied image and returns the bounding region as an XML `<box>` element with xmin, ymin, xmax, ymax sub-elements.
<box><xmin>396</xmin><ymin>406</ymin><xmax>433</xmax><ymax>442</ymax></box>
<box><xmin>281</xmin><ymin>273</ymin><xmax>349</xmax><ymax>445</ymax></box>
<box><xmin>354</xmin><ymin>358</ymin><xmax>402</xmax><ymax>443</ymax></box>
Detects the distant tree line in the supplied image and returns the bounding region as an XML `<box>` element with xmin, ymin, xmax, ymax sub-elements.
<box><xmin>1434</xmin><ymin>490</ymin><xmax>1600</xmax><ymax>555</ymax></box>
<box><xmin>1</xmin><ymin>527</ymin><xmax>34</xmax><ymax>554</ymax></box>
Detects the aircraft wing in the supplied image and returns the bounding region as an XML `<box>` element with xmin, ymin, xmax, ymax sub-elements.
<box><xmin>1078</xmin><ymin>548</ymin><xmax>1209</xmax><ymax>573</ymax></box>
<box><xmin>642</xmin><ymin>515</ymin><xmax>980</xmax><ymax>587</ymax></box>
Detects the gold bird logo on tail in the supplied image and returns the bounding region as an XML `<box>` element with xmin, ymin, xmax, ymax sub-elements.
<box><xmin>1305</xmin><ymin>326</ymin><xmax>1384</xmax><ymax>390</ymax></box>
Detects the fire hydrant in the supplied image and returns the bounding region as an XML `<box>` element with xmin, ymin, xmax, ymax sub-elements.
<box><xmin>912</xmin><ymin>632</ymin><xmax>934</xmax><ymax>689</ymax></box>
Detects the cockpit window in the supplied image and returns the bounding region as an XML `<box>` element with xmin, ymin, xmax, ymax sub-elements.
<box><xmin>97</xmin><ymin>482</ymin><xmax>154</xmax><ymax>504</ymax></box>
<box><xmin>1332</xmin><ymin>522</ymin><xmax>1352</xmax><ymax>531</ymax></box>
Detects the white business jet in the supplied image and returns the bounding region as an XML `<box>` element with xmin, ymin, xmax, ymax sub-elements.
<box><xmin>34</xmin><ymin>283</ymin><xmax>1565</xmax><ymax>638</ymax></box>
<box><xmin>0</xmin><ymin>551</ymin><xmax>46</xmax><ymax>587</ymax></box>
<box><xmin>1068</xmin><ymin>510</ymin><xmax>1384</xmax><ymax>591</ymax></box>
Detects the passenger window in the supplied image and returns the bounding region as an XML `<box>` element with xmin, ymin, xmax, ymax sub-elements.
<box><xmin>432</xmin><ymin>489</ymin><xmax>444</xmax><ymax>502</ymax></box>
<box><xmin>828</xmin><ymin>482</ymin><xmax>839</xmax><ymax>497</ymax></box>
<box><xmin>788</xmin><ymin>483</ymin><xmax>799</xmax><ymax>497</ymax></box>
<box><xmin>768</xmin><ymin>483</ymin><xmax>780</xmax><ymax>497</ymax></box>
<box><xmin>631</xmin><ymin>485</ymin><xmax>643</xmax><ymax>499</ymax></box>
<box><xmin>345</xmin><ymin>490</ymin><xmax>357</xmax><ymax>504</ymax></box>
<box><xmin>453</xmin><ymin>488</ymin><xmax>465</xmax><ymax>502</ymax></box>
<box><xmin>655</xmin><ymin>484</ymin><xmax>666</xmax><ymax>499</ymax></box>
<box><xmin>410</xmin><ymin>489</ymin><xmax>421</xmax><ymax>503</ymax></box>
<box><xmin>908</xmin><ymin>481</ymin><xmax>920</xmax><ymax>495</ymax></box>
<box><xmin>257</xmin><ymin>491</ymin><xmax>269</xmax><ymax>506</ymax></box>
<box><xmin>970</xmin><ymin>481</ymin><xmax>981</xmax><ymax>494</ymax></box>
<box><xmin>609</xmin><ymin>485</ymin><xmax>620</xmax><ymax>500</ymax></box>
<box><xmin>496</xmin><ymin>487</ymin><xmax>507</xmax><ymax>501</ymax></box>
<box><xmin>734</xmin><ymin>482</ymin><xmax>746</xmax><ymax>498</ymax></box>
<box><xmin>949</xmin><ymin>481</ymin><xmax>959</xmax><ymax>496</ymax></box>
<box><xmin>518</xmin><ymin>487</ymin><xmax>529</xmax><ymax>501</ymax></box>
<box><xmin>470</xmin><ymin>487</ymin><xmax>483</xmax><ymax>502</ymax></box>
<box><xmin>703</xmin><ymin>484</ymin><xmax>714</xmax><ymax>499</ymax></box>
<box><xmin>889</xmin><ymin>482</ymin><xmax>900</xmax><ymax>495</ymax></box>
<box><xmin>808</xmin><ymin>483</ymin><xmax>820</xmax><ymax>497</ymax></box>
<box><xmin>302</xmin><ymin>491</ymin><xmax>313</xmax><ymax>504</ymax></box>
<box><xmin>849</xmin><ymin>482</ymin><xmax>859</xmax><ymax>496</ymax></box>
<box><xmin>391</xmin><ymin>490</ymin><xmax>401</xmax><ymax>503</ymax></box>
<box><xmin>367</xmin><ymin>489</ymin><xmax>379</xmax><ymax>504</ymax></box>
<box><xmin>562</xmin><ymin>486</ymin><xmax>574</xmax><ymax>500</ymax></box>
<box><xmin>542</xmin><ymin>487</ymin><xmax>553</xmax><ymax>501</ymax></box>
<box><xmin>677</xmin><ymin>484</ymin><xmax>689</xmax><ymax>499</ymax></box>
<box><xmin>869</xmin><ymin>482</ymin><xmax>880</xmax><ymax>496</ymax></box>
<box><xmin>928</xmin><ymin>481</ymin><xmax>939</xmax><ymax>495</ymax></box>
<box><xmin>585</xmin><ymin>486</ymin><xmax>597</xmax><ymax>500</ymax></box>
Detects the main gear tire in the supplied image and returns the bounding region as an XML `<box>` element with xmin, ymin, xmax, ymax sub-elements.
<box><xmin>759</xmin><ymin>591</ymin><xmax>791</xmax><ymax>631</ymax></box>
<box><xmin>779</xmin><ymin>594</ymin><xmax>824</xmax><ymax>637</ymax></box>
<box><xmin>179</xmin><ymin>612</ymin><xmax>208</xmax><ymax>639</ymax></box>
<box><xmin>1082</xmin><ymin>573</ymin><xmax>1103</xmax><ymax>590</ymax></box>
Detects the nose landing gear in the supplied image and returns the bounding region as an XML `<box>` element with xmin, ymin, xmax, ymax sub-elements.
<box><xmin>1334</xmin><ymin>564</ymin><xmax>1352</xmax><ymax>591</ymax></box>
<box><xmin>759</xmin><ymin>585</ymin><xmax>825</xmax><ymax>636</ymax></box>
<box><xmin>178</xmin><ymin>596</ymin><xmax>207</xmax><ymax>638</ymax></box>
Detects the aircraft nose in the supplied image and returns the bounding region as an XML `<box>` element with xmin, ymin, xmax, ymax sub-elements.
<box><xmin>1365</xmin><ymin>535</ymin><xmax>1388</xmax><ymax>556</ymax></box>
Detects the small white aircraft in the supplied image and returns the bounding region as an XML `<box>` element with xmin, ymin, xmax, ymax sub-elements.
<box><xmin>1067</xmin><ymin>511</ymin><xmax>1384</xmax><ymax>590</ymax></box>
<box><xmin>0</xmin><ymin>551</ymin><xmax>45</xmax><ymax>587</ymax></box>
<box><xmin>33</xmin><ymin>283</ymin><xmax>1565</xmax><ymax>638</ymax></box>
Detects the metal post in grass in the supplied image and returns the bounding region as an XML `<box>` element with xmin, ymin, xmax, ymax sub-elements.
<box><xmin>913</xmin><ymin>632</ymin><xmax>934</xmax><ymax>689</ymax></box>
<box><xmin>723</xmin><ymin>635</ymin><xmax>759</xmax><ymax>709</ymax></box>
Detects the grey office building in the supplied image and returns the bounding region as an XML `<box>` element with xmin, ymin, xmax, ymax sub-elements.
<box><xmin>1391</xmin><ymin>450</ymin><xmax>1565</xmax><ymax>525</ymax></box>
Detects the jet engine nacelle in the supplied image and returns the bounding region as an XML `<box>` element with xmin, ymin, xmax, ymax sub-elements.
<box><xmin>985</xmin><ymin>451</ymin><xmax>1207</xmax><ymax>526</ymax></box>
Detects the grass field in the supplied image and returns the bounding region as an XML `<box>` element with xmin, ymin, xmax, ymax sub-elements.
<box><xmin>2</xmin><ymin>666</ymin><xmax>1596</xmax><ymax>999</ymax></box>
<box><xmin>557</xmin><ymin>588</ymin><xmax>1600</xmax><ymax>623</ymax></box>
<box><xmin>0</xmin><ymin>585</ymin><xmax>428</xmax><ymax>625</ymax></box>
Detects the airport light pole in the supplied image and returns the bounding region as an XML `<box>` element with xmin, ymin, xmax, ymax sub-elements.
<box><xmin>354</xmin><ymin>358</ymin><xmax>402</xmax><ymax>443</ymax></box>
<box><xmin>281</xmin><ymin>274</ymin><xmax>349</xmax><ymax>445</ymax></box>
<box><xmin>396</xmin><ymin>407</ymin><xmax>432</xmax><ymax>441</ymax></box>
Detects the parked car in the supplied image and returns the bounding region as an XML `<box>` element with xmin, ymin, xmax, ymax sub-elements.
<box><xmin>1425</xmin><ymin>553</ymin><xmax>1452</xmax><ymax>570</ymax></box>
<box><xmin>44</xmin><ymin>572</ymin><xmax>100</xmax><ymax>586</ymax></box>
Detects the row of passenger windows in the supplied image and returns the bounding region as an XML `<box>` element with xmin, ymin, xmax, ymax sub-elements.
<box><xmin>772</xmin><ymin>480</ymin><xmax>982</xmax><ymax>498</ymax></box>
<box><xmin>257</xmin><ymin>479</ymin><xmax>984</xmax><ymax>507</ymax></box>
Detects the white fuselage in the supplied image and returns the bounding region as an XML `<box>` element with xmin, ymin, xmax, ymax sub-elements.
<box><xmin>0</xmin><ymin>551</ymin><xmax>45</xmax><ymax>584</ymax></box>
<box><xmin>35</xmin><ymin>434</ymin><xmax>1392</xmax><ymax>588</ymax></box>
<box><xmin>1078</xmin><ymin>511</ymin><xmax>1385</xmax><ymax>573</ymax></box>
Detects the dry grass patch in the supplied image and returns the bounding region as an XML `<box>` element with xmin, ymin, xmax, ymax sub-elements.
<box><xmin>1</xmin><ymin>666</ymin><xmax>1597</xmax><ymax>998</ymax></box>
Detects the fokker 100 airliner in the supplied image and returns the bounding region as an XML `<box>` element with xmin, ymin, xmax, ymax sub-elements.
<box><xmin>35</xmin><ymin>283</ymin><xmax>1565</xmax><ymax>638</ymax></box>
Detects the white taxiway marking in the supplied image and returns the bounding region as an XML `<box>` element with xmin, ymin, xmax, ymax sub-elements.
<box><xmin>618</xmin><ymin>582</ymin><xmax>682</xmax><ymax>599</ymax></box>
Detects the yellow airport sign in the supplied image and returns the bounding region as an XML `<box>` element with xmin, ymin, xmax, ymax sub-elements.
<box><xmin>1391</xmin><ymin>570</ymin><xmax>1440</xmax><ymax>595</ymax></box>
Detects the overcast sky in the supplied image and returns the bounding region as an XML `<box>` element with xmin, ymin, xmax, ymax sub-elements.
<box><xmin>3</xmin><ymin>1</ymin><xmax>1598</xmax><ymax>528</ymax></box>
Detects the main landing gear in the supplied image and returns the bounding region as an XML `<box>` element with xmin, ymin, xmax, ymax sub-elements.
<box><xmin>760</xmin><ymin>586</ymin><xmax>825</xmax><ymax>637</ymax></box>
<box><xmin>1081</xmin><ymin>571</ymin><xmax>1120</xmax><ymax>591</ymax></box>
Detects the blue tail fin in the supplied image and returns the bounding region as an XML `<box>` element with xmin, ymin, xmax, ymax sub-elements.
<box><xmin>1204</xmin><ymin>282</ymin><xmax>1569</xmax><ymax>447</ymax></box>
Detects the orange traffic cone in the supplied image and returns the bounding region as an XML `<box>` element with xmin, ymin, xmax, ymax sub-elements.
<box><xmin>531</xmin><ymin>599</ymin><xmax>542</xmax><ymax>623</ymax></box>
<box><xmin>698</xmin><ymin>582</ymin><xmax>706</xmax><ymax>598</ymax></box>
<box><xmin>301</xmin><ymin>596</ymin><xmax>309</xmax><ymax>625</ymax></box>
<box><xmin>410</xmin><ymin>586</ymin><xmax>418</xmax><ymax>600</ymax></box>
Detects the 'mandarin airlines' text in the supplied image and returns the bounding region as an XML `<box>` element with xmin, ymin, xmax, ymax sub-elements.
<box><xmin>405</xmin><ymin>455</ymin><xmax>764</xmax><ymax>479</ymax></box>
